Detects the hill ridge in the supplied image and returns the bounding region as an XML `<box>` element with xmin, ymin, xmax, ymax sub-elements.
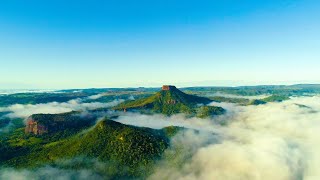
<box><xmin>114</xmin><ymin>85</ymin><xmax>224</xmax><ymax>116</ymax></box>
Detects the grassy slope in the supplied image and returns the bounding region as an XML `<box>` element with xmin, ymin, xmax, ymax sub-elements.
<box><xmin>209</xmin><ymin>96</ymin><xmax>250</xmax><ymax>105</ymax></box>
<box><xmin>261</xmin><ymin>95</ymin><xmax>290</xmax><ymax>102</ymax></box>
<box><xmin>196</xmin><ymin>106</ymin><xmax>226</xmax><ymax>118</ymax></box>
<box><xmin>114</xmin><ymin>89</ymin><xmax>213</xmax><ymax>116</ymax></box>
<box><xmin>2</xmin><ymin>119</ymin><xmax>176</xmax><ymax>178</ymax></box>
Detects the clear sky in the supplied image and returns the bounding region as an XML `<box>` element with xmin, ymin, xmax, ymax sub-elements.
<box><xmin>0</xmin><ymin>0</ymin><xmax>320</xmax><ymax>89</ymax></box>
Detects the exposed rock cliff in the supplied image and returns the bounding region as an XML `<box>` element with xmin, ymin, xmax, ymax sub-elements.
<box><xmin>25</xmin><ymin>111</ymin><xmax>96</xmax><ymax>135</ymax></box>
<box><xmin>25</xmin><ymin>118</ymin><xmax>48</xmax><ymax>135</ymax></box>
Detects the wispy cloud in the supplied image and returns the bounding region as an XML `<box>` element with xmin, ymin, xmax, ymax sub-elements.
<box><xmin>2</xmin><ymin>95</ymin><xmax>320</xmax><ymax>179</ymax></box>
<box><xmin>0</xmin><ymin>89</ymin><xmax>60</xmax><ymax>95</ymax></box>
<box><xmin>146</xmin><ymin>96</ymin><xmax>320</xmax><ymax>180</ymax></box>
<box><xmin>0</xmin><ymin>98</ymin><xmax>124</xmax><ymax>119</ymax></box>
<box><xmin>0</xmin><ymin>167</ymin><xmax>103</xmax><ymax>180</ymax></box>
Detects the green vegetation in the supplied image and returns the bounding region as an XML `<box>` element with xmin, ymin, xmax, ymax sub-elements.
<box><xmin>0</xmin><ymin>122</ymin><xmax>96</xmax><ymax>165</ymax></box>
<box><xmin>196</xmin><ymin>106</ymin><xmax>226</xmax><ymax>118</ymax></box>
<box><xmin>0</xmin><ymin>117</ymin><xmax>24</xmax><ymax>135</ymax></box>
<box><xmin>183</xmin><ymin>84</ymin><xmax>320</xmax><ymax>97</ymax></box>
<box><xmin>247</xmin><ymin>95</ymin><xmax>290</xmax><ymax>106</ymax></box>
<box><xmin>0</xmin><ymin>88</ymin><xmax>156</xmax><ymax>107</ymax></box>
<box><xmin>261</xmin><ymin>95</ymin><xmax>290</xmax><ymax>102</ymax></box>
<box><xmin>162</xmin><ymin>126</ymin><xmax>184</xmax><ymax>138</ymax></box>
<box><xmin>0</xmin><ymin>85</ymin><xmax>318</xmax><ymax>179</ymax></box>
<box><xmin>26</xmin><ymin>111</ymin><xmax>97</xmax><ymax>135</ymax></box>
<box><xmin>82</xmin><ymin>91</ymin><xmax>154</xmax><ymax>103</ymax></box>
<box><xmin>248</xmin><ymin>99</ymin><xmax>267</xmax><ymax>105</ymax></box>
<box><xmin>0</xmin><ymin>118</ymin><xmax>10</xmax><ymax>129</ymax></box>
<box><xmin>0</xmin><ymin>128</ymin><xmax>43</xmax><ymax>163</ymax></box>
<box><xmin>114</xmin><ymin>87</ymin><xmax>224</xmax><ymax>117</ymax></box>
<box><xmin>0</xmin><ymin>119</ymin><xmax>177</xmax><ymax>178</ymax></box>
<box><xmin>0</xmin><ymin>92</ymin><xmax>88</xmax><ymax>107</ymax></box>
<box><xmin>210</xmin><ymin>96</ymin><xmax>250</xmax><ymax>105</ymax></box>
<box><xmin>0</xmin><ymin>112</ymin><xmax>99</xmax><ymax>166</ymax></box>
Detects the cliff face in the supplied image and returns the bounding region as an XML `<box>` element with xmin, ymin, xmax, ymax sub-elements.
<box><xmin>25</xmin><ymin>118</ymin><xmax>48</xmax><ymax>135</ymax></box>
<box><xmin>25</xmin><ymin>112</ymin><xmax>96</xmax><ymax>135</ymax></box>
<box><xmin>162</xmin><ymin>85</ymin><xmax>177</xmax><ymax>91</ymax></box>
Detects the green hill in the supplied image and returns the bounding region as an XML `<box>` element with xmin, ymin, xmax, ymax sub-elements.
<box><xmin>2</xmin><ymin>119</ymin><xmax>178</xmax><ymax>178</ymax></box>
<box><xmin>248</xmin><ymin>95</ymin><xmax>290</xmax><ymax>106</ymax></box>
<box><xmin>0</xmin><ymin>112</ymin><xmax>98</xmax><ymax>165</ymax></box>
<box><xmin>248</xmin><ymin>99</ymin><xmax>267</xmax><ymax>105</ymax></box>
<box><xmin>114</xmin><ymin>85</ymin><xmax>223</xmax><ymax>116</ymax></box>
<box><xmin>196</xmin><ymin>106</ymin><xmax>225</xmax><ymax>118</ymax></box>
<box><xmin>261</xmin><ymin>95</ymin><xmax>290</xmax><ymax>102</ymax></box>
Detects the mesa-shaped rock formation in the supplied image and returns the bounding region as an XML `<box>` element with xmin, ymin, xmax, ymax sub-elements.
<box><xmin>25</xmin><ymin>112</ymin><xmax>96</xmax><ymax>135</ymax></box>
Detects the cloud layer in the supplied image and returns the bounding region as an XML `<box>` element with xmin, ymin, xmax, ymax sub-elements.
<box><xmin>0</xmin><ymin>167</ymin><xmax>103</xmax><ymax>180</ymax></box>
<box><xmin>209</xmin><ymin>92</ymin><xmax>269</xmax><ymax>99</ymax></box>
<box><xmin>145</xmin><ymin>96</ymin><xmax>320</xmax><ymax>180</ymax></box>
<box><xmin>2</xmin><ymin>95</ymin><xmax>320</xmax><ymax>180</ymax></box>
<box><xmin>0</xmin><ymin>98</ymin><xmax>124</xmax><ymax>119</ymax></box>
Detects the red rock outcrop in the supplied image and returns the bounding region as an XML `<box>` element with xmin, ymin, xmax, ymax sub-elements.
<box><xmin>166</xmin><ymin>99</ymin><xmax>178</xmax><ymax>104</ymax></box>
<box><xmin>25</xmin><ymin>118</ymin><xmax>48</xmax><ymax>135</ymax></box>
<box><xmin>24</xmin><ymin>112</ymin><xmax>96</xmax><ymax>135</ymax></box>
<box><xmin>162</xmin><ymin>85</ymin><xmax>176</xmax><ymax>91</ymax></box>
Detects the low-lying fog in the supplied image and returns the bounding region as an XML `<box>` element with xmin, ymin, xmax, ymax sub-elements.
<box><xmin>1</xmin><ymin>94</ymin><xmax>320</xmax><ymax>180</ymax></box>
<box><xmin>208</xmin><ymin>92</ymin><xmax>269</xmax><ymax>99</ymax></box>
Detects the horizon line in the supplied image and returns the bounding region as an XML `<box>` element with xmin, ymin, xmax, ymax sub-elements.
<box><xmin>1</xmin><ymin>83</ymin><xmax>320</xmax><ymax>91</ymax></box>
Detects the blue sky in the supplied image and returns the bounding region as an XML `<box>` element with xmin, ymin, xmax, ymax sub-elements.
<box><xmin>0</xmin><ymin>0</ymin><xmax>320</xmax><ymax>89</ymax></box>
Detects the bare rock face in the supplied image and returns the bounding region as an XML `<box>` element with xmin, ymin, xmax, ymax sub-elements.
<box><xmin>162</xmin><ymin>85</ymin><xmax>177</xmax><ymax>91</ymax></box>
<box><xmin>25</xmin><ymin>112</ymin><xmax>96</xmax><ymax>135</ymax></box>
<box><xmin>166</xmin><ymin>99</ymin><xmax>178</xmax><ymax>104</ymax></box>
<box><xmin>25</xmin><ymin>118</ymin><xmax>48</xmax><ymax>135</ymax></box>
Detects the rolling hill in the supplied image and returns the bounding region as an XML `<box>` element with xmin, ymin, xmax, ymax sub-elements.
<box><xmin>114</xmin><ymin>85</ymin><xmax>224</xmax><ymax>116</ymax></box>
<box><xmin>2</xmin><ymin>119</ymin><xmax>181</xmax><ymax>178</ymax></box>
